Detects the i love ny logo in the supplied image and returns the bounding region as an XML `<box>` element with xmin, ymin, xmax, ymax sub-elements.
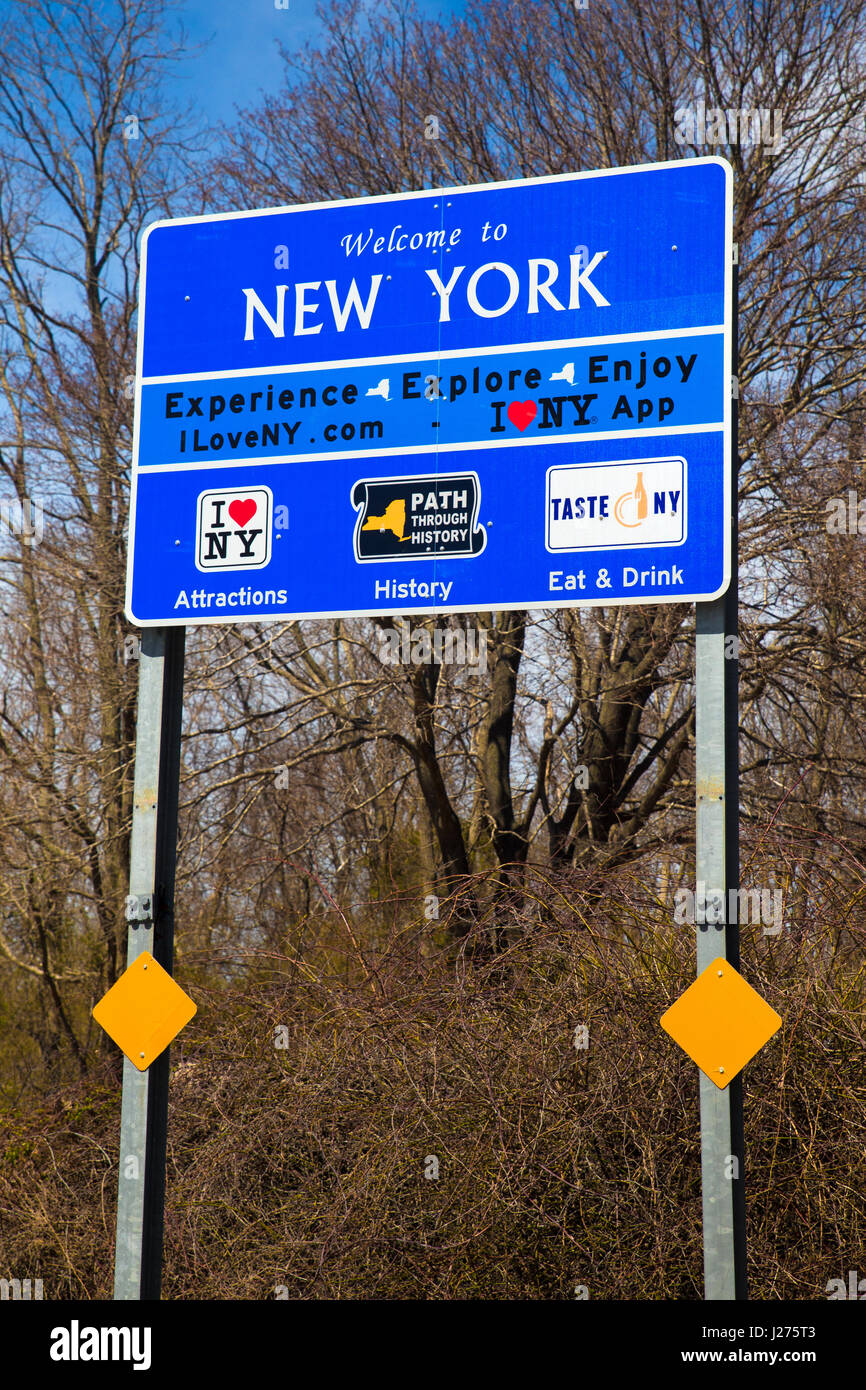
<box><xmin>195</xmin><ymin>486</ymin><xmax>273</xmax><ymax>571</ymax></box>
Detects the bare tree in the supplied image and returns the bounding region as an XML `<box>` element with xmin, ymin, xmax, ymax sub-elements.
<box><xmin>210</xmin><ymin>0</ymin><xmax>866</xmax><ymax>919</ymax></box>
<box><xmin>0</xmin><ymin>0</ymin><xmax>200</xmax><ymax>1081</ymax></box>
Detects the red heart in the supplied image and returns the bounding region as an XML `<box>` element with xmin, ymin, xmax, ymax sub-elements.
<box><xmin>228</xmin><ymin>498</ymin><xmax>257</xmax><ymax>527</ymax></box>
<box><xmin>507</xmin><ymin>400</ymin><xmax>537</xmax><ymax>431</ymax></box>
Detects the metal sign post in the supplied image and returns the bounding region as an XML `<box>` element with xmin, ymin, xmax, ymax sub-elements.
<box><xmin>113</xmin><ymin>626</ymin><xmax>185</xmax><ymax>1300</ymax></box>
<box><xmin>694</xmin><ymin>252</ymin><xmax>745</xmax><ymax>1299</ymax></box>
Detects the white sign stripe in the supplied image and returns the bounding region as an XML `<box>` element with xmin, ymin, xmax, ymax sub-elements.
<box><xmin>136</xmin><ymin>420</ymin><xmax>725</xmax><ymax>473</ymax></box>
<box><xmin>140</xmin><ymin>325</ymin><xmax>726</xmax><ymax>386</ymax></box>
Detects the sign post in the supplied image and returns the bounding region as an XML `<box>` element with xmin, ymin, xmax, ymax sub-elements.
<box><xmin>694</xmin><ymin>251</ymin><xmax>745</xmax><ymax>1300</ymax></box>
<box><xmin>111</xmin><ymin>627</ymin><xmax>185</xmax><ymax>1300</ymax></box>
<box><xmin>662</xmin><ymin>252</ymin><xmax>779</xmax><ymax>1297</ymax></box>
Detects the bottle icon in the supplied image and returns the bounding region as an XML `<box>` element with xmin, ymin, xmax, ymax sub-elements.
<box><xmin>615</xmin><ymin>472</ymin><xmax>650</xmax><ymax>527</ymax></box>
<box><xmin>634</xmin><ymin>471</ymin><xmax>647</xmax><ymax>520</ymax></box>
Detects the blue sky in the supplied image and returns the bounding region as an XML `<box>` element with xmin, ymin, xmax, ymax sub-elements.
<box><xmin>176</xmin><ymin>0</ymin><xmax>468</xmax><ymax>125</ymax></box>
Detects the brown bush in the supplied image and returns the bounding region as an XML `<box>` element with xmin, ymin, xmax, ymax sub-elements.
<box><xmin>1</xmin><ymin>852</ymin><xmax>863</xmax><ymax>1299</ymax></box>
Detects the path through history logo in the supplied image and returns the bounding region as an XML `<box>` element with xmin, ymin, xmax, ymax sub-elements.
<box><xmin>352</xmin><ymin>472</ymin><xmax>486</xmax><ymax>561</ymax></box>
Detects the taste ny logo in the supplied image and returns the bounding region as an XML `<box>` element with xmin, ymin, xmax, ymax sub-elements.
<box><xmin>546</xmin><ymin>456</ymin><xmax>686</xmax><ymax>553</ymax></box>
<box><xmin>196</xmin><ymin>486</ymin><xmax>272</xmax><ymax>571</ymax></box>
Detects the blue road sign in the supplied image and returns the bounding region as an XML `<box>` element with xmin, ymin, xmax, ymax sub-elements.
<box><xmin>126</xmin><ymin>158</ymin><xmax>732</xmax><ymax>625</ymax></box>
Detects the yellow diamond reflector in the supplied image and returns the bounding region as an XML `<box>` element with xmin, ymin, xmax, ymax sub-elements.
<box><xmin>92</xmin><ymin>951</ymin><xmax>196</xmax><ymax>1072</ymax></box>
<box><xmin>660</xmin><ymin>958</ymin><xmax>781</xmax><ymax>1089</ymax></box>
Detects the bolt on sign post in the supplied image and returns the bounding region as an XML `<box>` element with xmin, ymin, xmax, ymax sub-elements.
<box><xmin>116</xmin><ymin>157</ymin><xmax>741</xmax><ymax>1299</ymax></box>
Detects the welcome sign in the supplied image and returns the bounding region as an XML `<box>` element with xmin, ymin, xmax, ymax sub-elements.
<box><xmin>125</xmin><ymin>158</ymin><xmax>732</xmax><ymax>624</ymax></box>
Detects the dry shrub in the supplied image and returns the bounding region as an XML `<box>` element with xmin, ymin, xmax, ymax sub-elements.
<box><xmin>1</xmin><ymin>849</ymin><xmax>863</xmax><ymax>1299</ymax></box>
